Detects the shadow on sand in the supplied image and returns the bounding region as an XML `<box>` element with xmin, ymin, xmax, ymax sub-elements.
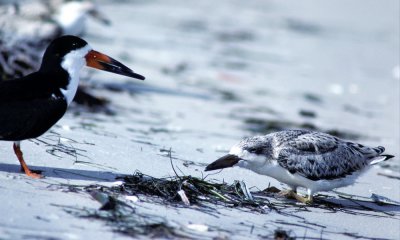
<box><xmin>0</xmin><ymin>163</ymin><xmax>118</xmax><ymax>181</ymax></box>
<box><xmin>313</xmin><ymin>194</ymin><xmax>400</xmax><ymax>215</ymax></box>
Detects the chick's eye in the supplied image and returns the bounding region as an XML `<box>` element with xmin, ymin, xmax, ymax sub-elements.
<box><xmin>247</xmin><ymin>147</ymin><xmax>257</xmax><ymax>153</ymax></box>
<box><xmin>247</xmin><ymin>147</ymin><xmax>263</xmax><ymax>154</ymax></box>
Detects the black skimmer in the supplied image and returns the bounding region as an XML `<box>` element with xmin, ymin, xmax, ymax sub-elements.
<box><xmin>0</xmin><ymin>35</ymin><xmax>145</xmax><ymax>178</ymax></box>
<box><xmin>205</xmin><ymin>130</ymin><xmax>394</xmax><ymax>203</ymax></box>
<box><xmin>1</xmin><ymin>0</ymin><xmax>110</xmax><ymax>106</ymax></box>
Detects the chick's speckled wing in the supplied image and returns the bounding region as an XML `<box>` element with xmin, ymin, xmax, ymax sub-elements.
<box><xmin>275</xmin><ymin>131</ymin><xmax>372</xmax><ymax>180</ymax></box>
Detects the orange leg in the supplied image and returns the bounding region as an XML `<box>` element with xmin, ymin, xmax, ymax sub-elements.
<box><xmin>13</xmin><ymin>142</ymin><xmax>43</xmax><ymax>179</ymax></box>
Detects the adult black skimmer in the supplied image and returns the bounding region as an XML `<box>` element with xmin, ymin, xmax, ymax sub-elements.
<box><xmin>1</xmin><ymin>0</ymin><xmax>110</xmax><ymax>106</ymax></box>
<box><xmin>205</xmin><ymin>130</ymin><xmax>394</xmax><ymax>203</ymax></box>
<box><xmin>0</xmin><ymin>0</ymin><xmax>110</xmax><ymax>79</ymax></box>
<box><xmin>0</xmin><ymin>35</ymin><xmax>145</xmax><ymax>178</ymax></box>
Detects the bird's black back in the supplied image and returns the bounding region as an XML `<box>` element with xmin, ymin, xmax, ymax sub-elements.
<box><xmin>0</xmin><ymin>72</ymin><xmax>67</xmax><ymax>141</ymax></box>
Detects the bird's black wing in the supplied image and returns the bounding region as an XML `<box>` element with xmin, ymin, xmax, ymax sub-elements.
<box><xmin>0</xmin><ymin>97</ymin><xmax>67</xmax><ymax>141</ymax></box>
<box><xmin>0</xmin><ymin>72</ymin><xmax>62</xmax><ymax>102</ymax></box>
<box><xmin>276</xmin><ymin>131</ymin><xmax>369</xmax><ymax>180</ymax></box>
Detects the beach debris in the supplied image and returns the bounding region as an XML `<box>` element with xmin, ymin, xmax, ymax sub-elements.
<box><xmin>61</xmin><ymin>170</ymin><xmax>277</xmax><ymax>213</ymax></box>
<box><xmin>263</xmin><ymin>186</ymin><xmax>281</xmax><ymax>193</ymax></box>
<box><xmin>90</xmin><ymin>191</ymin><xmax>110</xmax><ymax>206</ymax></box>
<box><xmin>125</xmin><ymin>195</ymin><xmax>139</xmax><ymax>203</ymax></box>
<box><xmin>55</xmin><ymin>150</ymin><xmax>399</xmax><ymax>238</ymax></box>
<box><xmin>111</xmin><ymin>181</ymin><xmax>124</xmax><ymax>186</ymax></box>
<box><xmin>370</xmin><ymin>193</ymin><xmax>400</xmax><ymax>206</ymax></box>
<box><xmin>237</xmin><ymin>180</ymin><xmax>254</xmax><ymax>201</ymax></box>
<box><xmin>303</xmin><ymin>93</ymin><xmax>323</xmax><ymax>104</ymax></box>
<box><xmin>29</xmin><ymin>131</ymin><xmax>89</xmax><ymax>160</ymax></box>
<box><xmin>61</xmin><ymin>125</ymin><xmax>72</xmax><ymax>131</ymax></box>
<box><xmin>63</xmin><ymin>170</ymin><xmax>400</xmax><ymax>217</ymax></box>
<box><xmin>299</xmin><ymin>109</ymin><xmax>316</xmax><ymax>118</ymax></box>
<box><xmin>177</xmin><ymin>190</ymin><xmax>190</xmax><ymax>206</ymax></box>
<box><xmin>55</xmin><ymin>170</ymin><xmax>399</xmax><ymax>239</ymax></box>
<box><xmin>186</xmin><ymin>223</ymin><xmax>209</xmax><ymax>232</ymax></box>
<box><xmin>377</xmin><ymin>172</ymin><xmax>400</xmax><ymax>180</ymax></box>
<box><xmin>64</xmin><ymin>189</ymin><xmax>204</xmax><ymax>238</ymax></box>
<box><xmin>274</xmin><ymin>229</ymin><xmax>295</xmax><ymax>240</ymax></box>
<box><xmin>117</xmin><ymin>171</ymin><xmax>265</xmax><ymax>210</ymax></box>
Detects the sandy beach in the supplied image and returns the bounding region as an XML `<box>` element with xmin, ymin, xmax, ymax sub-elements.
<box><xmin>0</xmin><ymin>0</ymin><xmax>399</xmax><ymax>239</ymax></box>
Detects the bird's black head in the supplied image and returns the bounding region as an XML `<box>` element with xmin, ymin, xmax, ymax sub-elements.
<box><xmin>39</xmin><ymin>35</ymin><xmax>145</xmax><ymax>81</ymax></box>
<box><xmin>39</xmin><ymin>35</ymin><xmax>88</xmax><ymax>72</ymax></box>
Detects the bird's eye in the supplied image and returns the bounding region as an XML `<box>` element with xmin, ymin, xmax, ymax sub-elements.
<box><xmin>247</xmin><ymin>147</ymin><xmax>263</xmax><ymax>154</ymax></box>
<box><xmin>247</xmin><ymin>147</ymin><xmax>257</xmax><ymax>153</ymax></box>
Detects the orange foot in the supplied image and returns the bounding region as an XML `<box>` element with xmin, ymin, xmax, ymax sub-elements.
<box><xmin>23</xmin><ymin>169</ymin><xmax>43</xmax><ymax>179</ymax></box>
<box><xmin>13</xmin><ymin>143</ymin><xmax>44</xmax><ymax>179</ymax></box>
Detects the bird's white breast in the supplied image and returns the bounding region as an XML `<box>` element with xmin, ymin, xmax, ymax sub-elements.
<box><xmin>244</xmin><ymin>160</ymin><xmax>367</xmax><ymax>194</ymax></box>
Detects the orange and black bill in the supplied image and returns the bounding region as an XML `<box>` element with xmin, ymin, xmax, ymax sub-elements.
<box><xmin>85</xmin><ymin>50</ymin><xmax>145</xmax><ymax>80</ymax></box>
<box><xmin>205</xmin><ymin>154</ymin><xmax>240</xmax><ymax>171</ymax></box>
